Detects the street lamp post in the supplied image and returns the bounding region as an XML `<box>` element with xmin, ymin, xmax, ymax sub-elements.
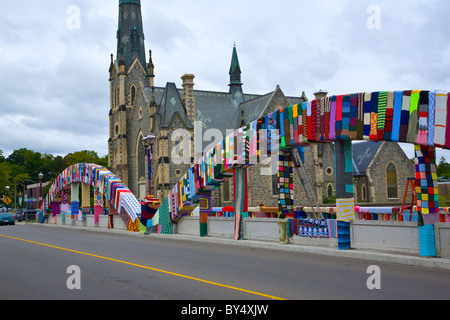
<box><xmin>38</xmin><ymin>172</ymin><xmax>43</xmax><ymax>212</ymax></box>
<box><xmin>141</xmin><ymin>133</ymin><xmax>156</xmax><ymax>196</ymax></box>
<box><xmin>5</xmin><ymin>186</ymin><xmax>10</xmax><ymax>213</ymax></box>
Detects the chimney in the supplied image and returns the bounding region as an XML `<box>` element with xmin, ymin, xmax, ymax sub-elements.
<box><xmin>313</xmin><ymin>89</ymin><xmax>328</xmax><ymax>100</ymax></box>
<box><xmin>181</xmin><ymin>74</ymin><xmax>195</xmax><ymax>125</ymax></box>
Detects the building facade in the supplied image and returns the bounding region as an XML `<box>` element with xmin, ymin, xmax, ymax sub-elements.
<box><xmin>108</xmin><ymin>0</ymin><xmax>414</xmax><ymax>208</ymax></box>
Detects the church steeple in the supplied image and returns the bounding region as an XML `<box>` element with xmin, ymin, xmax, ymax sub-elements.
<box><xmin>229</xmin><ymin>44</ymin><xmax>244</xmax><ymax>103</ymax></box>
<box><xmin>117</xmin><ymin>0</ymin><xmax>147</xmax><ymax>72</ymax></box>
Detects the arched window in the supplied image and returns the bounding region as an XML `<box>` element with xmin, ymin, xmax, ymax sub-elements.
<box><xmin>361</xmin><ymin>185</ymin><xmax>367</xmax><ymax>201</ymax></box>
<box><xmin>327</xmin><ymin>184</ymin><xmax>333</xmax><ymax>198</ymax></box>
<box><xmin>137</xmin><ymin>136</ymin><xmax>145</xmax><ymax>181</ymax></box>
<box><xmin>131</xmin><ymin>86</ymin><xmax>136</xmax><ymax>105</ymax></box>
<box><xmin>115</xmin><ymin>86</ymin><xmax>119</xmax><ymax>109</ymax></box>
<box><xmin>386</xmin><ymin>163</ymin><xmax>398</xmax><ymax>199</ymax></box>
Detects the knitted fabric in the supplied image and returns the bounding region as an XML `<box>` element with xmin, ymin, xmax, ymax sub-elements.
<box><xmin>376</xmin><ymin>91</ymin><xmax>388</xmax><ymax>140</ymax></box>
<box><xmin>349</xmin><ymin>93</ymin><xmax>358</xmax><ymax>140</ymax></box>
<box><xmin>383</xmin><ymin>91</ymin><xmax>395</xmax><ymax>141</ymax></box>
<box><xmin>329</xmin><ymin>96</ymin><xmax>336</xmax><ymax>140</ymax></box>
<box><xmin>400</xmin><ymin>91</ymin><xmax>412</xmax><ymax>142</ymax></box>
<box><xmin>369</xmin><ymin>91</ymin><xmax>379</xmax><ymax>140</ymax></box>
<box><xmin>434</xmin><ymin>91</ymin><xmax>447</xmax><ymax>147</ymax></box>
<box><xmin>363</xmin><ymin>92</ymin><xmax>372</xmax><ymax>140</ymax></box>
<box><xmin>391</xmin><ymin>91</ymin><xmax>403</xmax><ymax>142</ymax></box>
<box><xmin>416</xmin><ymin>91</ymin><xmax>430</xmax><ymax>146</ymax></box>
<box><xmin>415</xmin><ymin>145</ymin><xmax>439</xmax><ymax>220</ymax></box>
<box><xmin>277</xmin><ymin>150</ymin><xmax>294</xmax><ymax>218</ymax></box>
<box><xmin>407</xmin><ymin>90</ymin><xmax>420</xmax><ymax>143</ymax></box>
<box><xmin>341</xmin><ymin>95</ymin><xmax>351</xmax><ymax>140</ymax></box>
<box><xmin>427</xmin><ymin>91</ymin><xmax>436</xmax><ymax>146</ymax></box>
<box><xmin>335</xmin><ymin>95</ymin><xmax>343</xmax><ymax>140</ymax></box>
<box><xmin>446</xmin><ymin>92</ymin><xmax>450</xmax><ymax>149</ymax></box>
<box><xmin>356</xmin><ymin>92</ymin><xmax>365</xmax><ymax>140</ymax></box>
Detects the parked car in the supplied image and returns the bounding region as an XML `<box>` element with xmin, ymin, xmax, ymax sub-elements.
<box><xmin>22</xmin><ymin>210</ymin><xmax>38</xmax><ymax>222</ymax></box>
<box><xmin>15</xmin><ymin>210</ymin><xmax>25</xmax><ymax>222</ymax></box>
<box><xmin>0</xmin><ymin>212</ymin><xmax>15</xmax><ymax>226</ymax></box>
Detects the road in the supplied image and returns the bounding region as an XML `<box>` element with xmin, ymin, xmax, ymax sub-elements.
<box><xmin>0</xmin><ymin>224</ymin><xmax>449</xmax><ymax>303</ymax></box>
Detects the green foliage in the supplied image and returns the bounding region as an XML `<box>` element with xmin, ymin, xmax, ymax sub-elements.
<box><xmin>437</xmin><ymin>157</ymin><xmax>450</xmax><ymax>179</ymax></box>
<box><xmin>0</xmin><ymin>148</ymin><xmax>107</xmax><ymax>207</ymax></box>
<box><xmin>64</xmin><ymin>150</ymin><xmax>108</xmax><ymax>167</ymax></box>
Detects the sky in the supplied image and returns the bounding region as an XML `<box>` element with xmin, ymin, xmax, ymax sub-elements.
<box><xmin>1</xmin><ymin>0</ymin><xmax>450</xmax><ymax>163</ymax></box>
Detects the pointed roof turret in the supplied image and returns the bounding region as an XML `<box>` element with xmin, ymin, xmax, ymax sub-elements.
<box><xmin>229</xmin><ymin>44</ymin><xmax>242</xmax><ymax>85</ymax></box>
<box><xmin>117</xmin><ymin>0</ymin><xmax>146</xmax><ymax>72</ymax></box>
<box><xmin>229</xmin><ymin>44</ymin><xmax>244</xmax><ymax>103</ymax></box>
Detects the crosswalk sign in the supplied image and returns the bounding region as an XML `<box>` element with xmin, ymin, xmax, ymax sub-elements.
<box><xmin>3</xmin><ymin>197</ymin><xmax>12</xmax><ymax>205</ymax></box>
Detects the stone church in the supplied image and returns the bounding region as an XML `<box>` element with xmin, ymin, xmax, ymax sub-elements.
<box><xmin>108</xmin><ymin>0</ymin><xmax>414</xmax><ymax>208</ymax></box>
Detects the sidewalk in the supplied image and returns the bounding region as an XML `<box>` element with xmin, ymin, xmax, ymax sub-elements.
<box><xmin>34</xmin><ymin>222</ymin><xmax>450</xmax><ymax>271</ymax></box>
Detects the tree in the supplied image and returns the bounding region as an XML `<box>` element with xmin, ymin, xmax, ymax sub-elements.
<box><xmin>437</xmin><ymin>157</ymin><xmax>450</xmax><ymax>179</ymax></box>
<box><xmin>64</xmin><ymin>150</ymin><xmax>107</xmax><ymax>167</ymax></box>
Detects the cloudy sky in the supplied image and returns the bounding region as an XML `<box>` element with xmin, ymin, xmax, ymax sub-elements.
<box><xmin>1</xmin><ymin>0</ymin><xmax>450</xmax><ymax>162</ymax></box>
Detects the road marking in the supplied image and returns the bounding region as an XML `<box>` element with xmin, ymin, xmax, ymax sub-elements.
<box><xmin>0</xmin><ymin>234</ymin><xmax>286</xmax><ymax>300</ymax></box>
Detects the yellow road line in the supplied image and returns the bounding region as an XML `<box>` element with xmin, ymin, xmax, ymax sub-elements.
<box><xmin>0</xmin><ymin>234</ymin><xmax>286</xmax><ymax>300</ymax></box>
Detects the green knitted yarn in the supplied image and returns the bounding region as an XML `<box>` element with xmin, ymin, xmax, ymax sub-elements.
<box><xmin>158</xmin><ymin>197</ymin><xmax>173</xmax><ymax>235</ymax></box>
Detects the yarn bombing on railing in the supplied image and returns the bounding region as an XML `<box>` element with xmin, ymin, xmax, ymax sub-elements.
<box><xmin>45</xmin><ymin>163</ymin><xmax>142</xmax><ymax>231</ymax></box>
<box><xmin>145</xmin><ymin>90</ymin><xmax>450</xmax><ymax>235</ymax></box>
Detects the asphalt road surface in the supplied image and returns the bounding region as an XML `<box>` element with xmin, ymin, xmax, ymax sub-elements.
<box><xmin>1</xmin><ymin>224</ymin><xmax>449</xmax><ymax>302</ymax></box>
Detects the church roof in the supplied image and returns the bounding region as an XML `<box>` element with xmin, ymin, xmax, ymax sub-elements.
<box><xmin>145</xmin><ymin>83</ymin><xmax>306</xmax><ymax>154</ymax></box>
<box><xmin>352</xmin><ymin>141</ymin><xmax>383</xmax><ymax>175</ymax></box>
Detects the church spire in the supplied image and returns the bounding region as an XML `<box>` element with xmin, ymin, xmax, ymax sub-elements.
<box><xmin>117</xmin><ymin>0</ymin><xmax>146</xmax><ymax>72</ymax></box>
<box><xmin>229</xmin><ymin>44</ymin><xmax>244</xmax><ymax>103</ymax></box>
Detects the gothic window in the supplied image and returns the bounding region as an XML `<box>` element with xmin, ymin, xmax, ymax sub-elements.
<box><xmin>386</xmin><ymin>163</ymin><xmax>398</xmax><ymax>199</ymax></box>
<box><xmin>361</xmin><ymin>184</ymin><xmax>367</xmax><ymax>201</ymax></box>
<box><xmin>137</xmin><ymin>137</ymin><xmax>145</xmax><ymax>181</ymax></box>
<box><xmin>131</xmin><ymin>86</ymin><xmax>136</xmax><ymax>105</ymax></box>
<box><xmin>115</xmin><ymin>86</ymin><xmax>119</xmax><ymax>109</ymax></box>
<box><xmin>327</xmin><ymin>184</ymin><xmax>333</xmax><ymax>198</ymax></box>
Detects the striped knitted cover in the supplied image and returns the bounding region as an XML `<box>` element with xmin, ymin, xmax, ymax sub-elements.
<box><xmin>407</xmin><ymin>90</ymin><xmax>420</xmax><ymax>143</ymax></box>
<box><xmin>427</xmin><ymin>91</ymin><xmax>437</xmax><ymax>146</ymax></box>
<box><xmin>335</xmin><ymin>95</ymin><xmax>343</xmax><ymax>140</ymax></box>
<box><xmin>324</xmin><ymin>97</ymin><xmax>331</xmax><ymax>141</ymax></box>
<box><xmin>446</xmin><ymin>92</ymin><xmax>450</xmax><ymax>149</ymax></box>
<box><xmin>330</xmin><ymin>96</ymin><xmax>336</xmax><ymax>140</ymax></box>
<box><xmin>334</xmin><ymin>140</ymin><xmax>355</xmax><ymax>221</ymax></box>
<box><xmin>416</xmin><ymin>91</ymin><xmax>430</xmax><ymax>146</ymax></box>
<box><xmin>391</xmin><ymin>91</ymin><xmax>403</xmax><ymax>142</ymax></box>
<box><xmin>376</xmin><ymin>91</ymin><xmax>388</xmax><ymax>140</ymax></box>
<box><xmin>293</xmin><ymin>104</ymin><xmax>299</xmax><ymax>145</ymax></box>
<box><xmin>369</xmin><ymin>92</ymin><xmax>379</xmax><ymax>140</ymax></box>
<box><xmin>311</xmin><ymin>100</ymin><xmax>318</xmax><ymax>142</ymax></box>
<box><xmin>434</xmin><ymin>91</ymin><xmax>447</xmax><ymax>147</ymax></box>
<box><xmin>357</xmin><ymin>93</ymin><xmax>365</xmax><ymax>140</ymax></box>
<box><xmin>363</xmin><ymin>92</ymin><xmax>372</xmax><ymax>140</ymax></box>
<box><xmin>349</xmin><ymin>93</ymin><xmax>358</xmax><ymax>140</ymax></box>
<box><xmin>400</xmin><ymin>91</ymin><xmax>412</xmax><ymax>141</ymax></box>
<box><xmin>383</xmin><ymin>91</ymin><xmax>395</xmax><ymax>141</ymax></box>
<box><xmin>341</xmin><ymin>95</ymin><xmax>351</xmax><ymax>140</ymax></box>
